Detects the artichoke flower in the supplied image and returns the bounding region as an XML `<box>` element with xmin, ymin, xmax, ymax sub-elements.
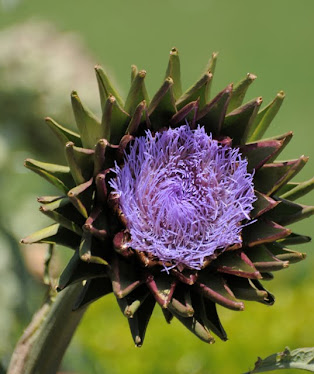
<box><xmin>22</xmin><ymin>48</ymin><xmax>314</xmax><ymax>346</ymax></box>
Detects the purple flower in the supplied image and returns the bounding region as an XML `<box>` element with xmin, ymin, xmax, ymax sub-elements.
<box><xmin>110</xmin><ymin>125</ymin><xmax>256</xmax><ymax>270</ymax></box>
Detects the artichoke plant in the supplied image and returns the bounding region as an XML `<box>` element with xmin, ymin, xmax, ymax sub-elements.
<box><xmin>22</xmin><ymin>48</ymin><xmax>314</xmax><ymax>346</ymax></box>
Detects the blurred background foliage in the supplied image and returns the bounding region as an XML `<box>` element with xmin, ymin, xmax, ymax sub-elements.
<box><xmin>0</xmin><ymin>1</ymin><xmax>313</xmax><ymax>373</ymax></box>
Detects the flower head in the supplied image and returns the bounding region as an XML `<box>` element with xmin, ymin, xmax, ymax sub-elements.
<box><xmin>111</xmin><ymin>125</ymin><xmax>256</xmax><ymax>269</ymax></box>
<box><xmin>22</xmin><ymin>48</ymin><xmax>314</xmax><ymax>346</ymax></box>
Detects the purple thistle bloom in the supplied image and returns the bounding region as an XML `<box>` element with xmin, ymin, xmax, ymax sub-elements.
<box><xmin>110</xmin><ymin>125</ymin><xmax>256</xmax><ymax>270</ymax></box>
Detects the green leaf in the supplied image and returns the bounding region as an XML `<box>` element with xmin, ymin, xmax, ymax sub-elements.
<box><xmin>45</xmin><ymin>117</ymin><xmax>82</xmax><ymax>147</ymax></box>
<box><xmin>101</xmin><ymin>94</ymin><xmax>130</xmax><ymax>144</ymax></box>
<box><xmin>148</xmin><ymin>77</ymin><xmax>177</xmax><ymax>130</ymax></box>
<box><xmin>279</xmin><ymin>177</ymin><xmax>314</xmax><ymax>201</ymax></box>
<box><xmin>244</xmin><ymin>347</ymin><xmax>314</xmax><ymax>373</ymax></box>
<box><xmin>110</xmin><ymin>255</ymin><xmax>141</xmax><ymax>298</ymax></box>
<box><xmin>65</xmin><ymin>142</ymin><xmax>94</xmax><ymax>185</ymax></box>
<box><xmin>79</xmin><ymin>232</ymin><xmax>109</xmax><ymax>266</ymax></box>
<box><xmin>21</xmin><ymin>224</ymin><xmax>81</xmax><ymax>250</ymax></box>
<box><xmin>196</xmin><ymin>272</ymin><xmax>244</xmax><ymax>311</ymax></box>
<box><xmin>265</xmin><ymin>198</ymin><xmax>314</xmax><ymax>226</ymax></box>
<box><xmin>279</xmin><ymin>233</ymin><xmax>311</xmax><ymax>246</ymax></box>
<box><xmin>165</xmin><ymin>47</ymin><xmax>182</xmax><ymax>100</ymax></box>
<box><xmin>73</xmin><ymin>277</ymin><xmax>113</xmax><ymax>310</ymax></box>
<box><xmin>124</xmin><ymin>70</ymin><xmax>149</xmax><ymax>116</ymax></box>
<box><xmin>170</xmin><ymin>307</ymin><xmax>215</xmax><ymax>344</ymax></box>
<box><xmin>240</xmin><ymin>139</ymin><xmax>284</xmax><ymax>172</ymax></box>
<box><xmin>131</xmin><ymin>65</ymin><xmax>138</xmax><ymax>83</ymax></box>
<box><xmin>24</xmin><ymin>159</ymin><xmax>74</xmax><ymax>193</ymax></box>
<box><xmin>243</xmin><ymin>220</ymin><xmax>291</xmax><ymax>247</ymax></box>
<box><xmin>168</xmin><ymin>285</ymin><xmax>194</xmax><ymax>317</ymax></box>
<box><xmin>71</xmin><ymin>91</ymin><xmax>101</xmax><ymax>149</ymax></box>
<box><xmin>245</xmin><ymin>245</ymin><xmax>289</xmax><ymax>272</ymax></box>
<box><xmin>200</xmin><ymin>296</ymin><xmax>227</xmax><ymax>341</ymax></box>
<box><xmin>204</xmin><ymin>52</ymin><xmax>218</xmax><ymax>76</ymax></box>
<box><xmin>146</xmin><ymin>273</ymin><xmax>176</xmax><ymax>308</ymax></box>
<box><xmin>127</xmin><ymin>294</ymin><xmax>155</xmax><ymax>347</ymax></box>
<box><xmin>261</xmin><ymin>131</ymin><xmax>293</xmax><ymax>162</ymax></box>
<box><xmin>176</xmin><ymin>71</ymin><xmax>213</xmax><ymax>110</ymax></box>
<box><xmin>215</xmin><ymin>251</ymin><xmax>262</xmax><ymax>279</ymax></box>
<box><xmin>251</xmin><ymin>191</ymin><xmax>280</xmax><ymax>219</ymax></box>
<box><xmin>266</xmin><ymin>243</ymin><xmax>306</xmax><ymax>264</ymax></box>
<box><xmin>115</xmin><ymin>284</ymin><xmax>150</xmax><ymax>318</ymax></box>
<box><xmin>227</xmin><ymin>73</ymin><xmax>257</xmax><ymax>114</ymax></box>
<box><xmin>39</xmin><ymin>204</ymin><xmax>83</xmax><ymax>236</ymax></box>
<box><xmin>248</xmin><ymin>91</ymin><xmax>285</xmax><ymax>142</ymax></box>
<box><xmin>126</xmin><ymin>100</ymin><xmax>146</xmax><ymax>135</ymax></box>
<box><xmin>58</xmin><ymin>250</ymin><xmax>107</xmax><ymax>291</ymax></box>
<box><xmin>95</xmin><ymin>64</ymin><xmax>124</xmax><ymax>109</ymax></box>
<box><xmin>222</xmin><ymin>97</ymin><xmax>263</xmax><ymax>145</ymax></box>
<box><xmin>226</xmin><ymin>276</ymin><xmax>275</xmax><ymax>305</ymax></box>
<box><xmin>254</xmin><ymin>157</ymin><xmax>309</xmax><ymax>196</ymax></box>
<box><xmin>197</xmin><ymin>84</ymin><xmax>233</xmax><ymax>136</ymax></box>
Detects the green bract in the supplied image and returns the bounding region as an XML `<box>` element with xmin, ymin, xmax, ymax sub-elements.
<box><xmin>23</xmin><ymin>48</ymin><xmax>314</xmax><ymax>346</ymax></box>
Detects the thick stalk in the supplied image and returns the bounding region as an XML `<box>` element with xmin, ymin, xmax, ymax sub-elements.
<box><xmin>7</xmin><ymin>283</ymin><xmax>87</xmax><ymax>374</ymax></box>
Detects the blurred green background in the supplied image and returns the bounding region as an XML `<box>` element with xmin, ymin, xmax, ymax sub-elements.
<box><xmin>0</xmin><ymin>1</ymin><xmax>313</xmax><ymax>373</ymax></box>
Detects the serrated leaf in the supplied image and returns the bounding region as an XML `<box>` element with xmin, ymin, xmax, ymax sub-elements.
<box><xmin>244</xmin><ymin>347</ymin><xmax>314</xmax><ymax>373</ymax></box>
<box><xmin>248</xmin><ymin>91</ymin><xmax>285</xmax><ymax>142</ymax></box>
<box><xmin>227</xmin><ymin>73</ymin><xmax>257</xmax><ymax>114</ymax></box>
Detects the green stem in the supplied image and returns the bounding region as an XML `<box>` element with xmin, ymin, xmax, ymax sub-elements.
<box><xmin>7</xmin><ymin>283</ymin><xmax>87</xmax><ymax>374</ymax></box>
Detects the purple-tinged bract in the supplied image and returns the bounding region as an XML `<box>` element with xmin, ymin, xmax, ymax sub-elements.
<box><xmin>110</xmin><ymin>125</ymin><xmax>256</xmax><ymax>269</ymax></box>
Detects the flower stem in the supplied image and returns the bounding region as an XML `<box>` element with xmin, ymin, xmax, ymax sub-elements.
<box><xmin>7</xmin><ymin>283</ymin><xmax>87</xmax><ymax>374</ymax></box>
